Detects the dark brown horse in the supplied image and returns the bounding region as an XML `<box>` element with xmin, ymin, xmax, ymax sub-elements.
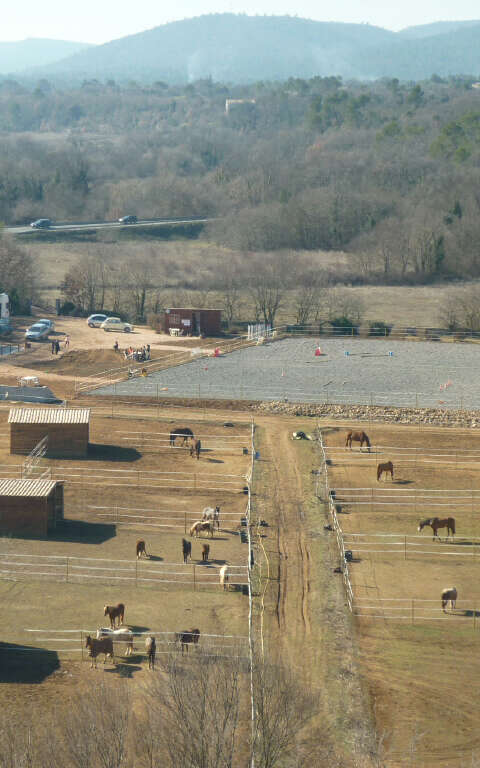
<box><xmin>170</xmin><ymin>427</ymin><xmax>194</xmax><ymax>446</ymax></box>
<box><xmin>85</xmin><ymin>635</ymin><xmax>114</xmax><ymax>668</ymax></box>
<box><xmin>418</xmin><ymin>517</ymin><xmax>455</xmax><ymax>540</ymax></box>
<box><xmin>145</xmin><ymin>636</ymin><xmax>156</xmax><ymax>670</ymax></box>
<box><xmin>345</xmin><ymin>431</ymin><xmax>371</xmax><ymax>451</ymax></box>
<box><xmin>175</xmin><ymin>628</ymin><xmax>200</xmax><ymax>653</ymax></box>
<box><xmin>190</xmin><ymin>439</ymin><xmax>201</xmax><ymax>459</ymax></box>
<box><xmin>377</xmin><ymin>461</ymin><xmax>394</xmax><ymax>481</ymax></box>
<box><xmin>136</xmin><ymin>539</ymin><xmax>149</xmax><ymax>559</ymax></box>
<box><xmin>182</xmin><ymin>538</ymin><xmax>192</xmax><ymax>563</ymax></box>
<box><xmin>104</xmin><ymin>603</ymin><xmax>125</xmax><ymax>629</ymax></box>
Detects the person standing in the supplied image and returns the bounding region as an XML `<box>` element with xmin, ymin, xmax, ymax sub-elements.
<box><xmin>51</xmin><ymin>340</ymin><xmax>55</xmax><ymax>354</ymax></box>
<box><xmin>55</xmin><ymin>339</ymin><xmax>60</xmax><ymax>355</ymax></box>
<box><xmin>64</xmin><ymin>334</ymin><xmax>70</xmax><ymax>349</ymax></box>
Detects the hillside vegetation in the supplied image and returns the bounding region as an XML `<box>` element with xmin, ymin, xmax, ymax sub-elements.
<box><xmin>15</xmin><ymin>14</ymin><xmax>480</xmax><ymax>84</ymax></box>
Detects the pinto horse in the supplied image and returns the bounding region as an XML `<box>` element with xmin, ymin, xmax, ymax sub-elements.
<box><xmin>418</xmin><ymin>517</ymin><xmax>455</xmax><ymax>540</ymax></box>
<box><xmin>104</xmin><ymin>603</ymin><xmax>125</xmax><ymax>629</ymax></box>
<box><xmin>170</xmin><ymin>427</ymin><xmax>194</xmax><ymax>446</ymax></box>
<box><xmin>345</xmin><ymin>431</ymin><xmax>371</xmax><ymax>451</ymax></box>
<box><xmin>377</xmin><ymin>461</ymin><xmax>394</xmax><ymax>482</ymax></box>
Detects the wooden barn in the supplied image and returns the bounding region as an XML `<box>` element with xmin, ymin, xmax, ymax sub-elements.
<box><xmin>0</xmin><ymin>478</ymin><xmax>64</xmax><ymax>537</ymax></box>
<box><xmin>162</xmin><ymin>308</ymin><xmax>222</xmax><ymax>337</ymax></box>
<box><xmin>8</xmin><ymin>408</ymin><xmax>90</xmax><ymax>458</ymax></box>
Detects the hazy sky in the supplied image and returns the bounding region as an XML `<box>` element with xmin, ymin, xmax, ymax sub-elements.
<box><xmin>2</xmin><ymin>0</ymin><xmax>480</xmax><ymax>44</ymax></box>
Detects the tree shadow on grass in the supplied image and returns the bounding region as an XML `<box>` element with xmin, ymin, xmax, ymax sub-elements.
<box><xmin>0</xmin><ymin>642</ymin><xmax>59</xmax><ymax>683</ymax></box>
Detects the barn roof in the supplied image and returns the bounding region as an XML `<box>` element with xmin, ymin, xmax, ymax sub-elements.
<box><xmin>0</xmin><ymin>478</ymin><xmax>57</xmax><ymax>497</ymax></box>
<box><xmin>8</xmin><ymin>408</ymin><xmax>90</xmax><ymax>425</ymax></box>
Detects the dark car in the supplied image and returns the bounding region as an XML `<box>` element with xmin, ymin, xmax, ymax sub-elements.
<box><xmin>30</xmin><ymin>218</ymin><xmax>52</xmax><ymax>229</ymax></box>
<box><xmin>118</xmin><ymin>215</ymin><xmax>138</xmax><ymax>224</ymax></box>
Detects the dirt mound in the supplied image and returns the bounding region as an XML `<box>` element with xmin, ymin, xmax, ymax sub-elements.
<box><xmin>27</xmin><ymin>349</ymin><xmax>122</xmax><ymax>377</ymax></box>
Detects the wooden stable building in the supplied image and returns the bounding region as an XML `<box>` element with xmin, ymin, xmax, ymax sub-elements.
<box><xmin>8</xmin><ymin>408</ymin><xmax>90</xmax><ymax>458</ymax></box>
<box><xmin>0</xmin><ymin>478</ymin><xmax>64</xmax><ymax>537</ymax></box>
<box><xmin>162</xmin><ymin>308</ymin><xmax>222</xmax><ymax>336</ymax></box>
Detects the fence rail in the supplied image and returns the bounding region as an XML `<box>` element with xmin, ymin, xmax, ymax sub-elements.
<box><xmin>0</xmin><ymin>551</ymin><xmax>248</xmax><ymax>589</ymax></box>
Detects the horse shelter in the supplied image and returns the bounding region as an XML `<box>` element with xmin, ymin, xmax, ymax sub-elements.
<box><xmin>0</xmin><ymin>478</ymin><xmax>64</xmax><ymax>537</ymax></box>
<box><xmin>9</xmin><ymin>408</ymin><xmax>90</xmax><ymax>458</ymax></box>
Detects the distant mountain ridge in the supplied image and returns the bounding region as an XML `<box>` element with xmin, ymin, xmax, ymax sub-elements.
<box><xmin>0</xmin><ymin>38</ymin><xmax>93</xmax><ymax>74</ymax></box>
<box><xmin>9</xmin><ymin>15</ymin><xmax>480</xmax><ymax>83</ymax></box>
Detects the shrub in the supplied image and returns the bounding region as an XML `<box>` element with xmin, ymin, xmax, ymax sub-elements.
<box><xmin>330</xmin><ymin>316</ymin><xmax>359</xmax><ymax>335</ymax></box>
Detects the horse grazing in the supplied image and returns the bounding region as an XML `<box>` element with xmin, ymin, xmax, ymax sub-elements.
<box><xmin>418</xmin><ymin>517</ymin><xmax>455</xmax><ymax>541</ymax></box>
<box><xmin>219</xmin><ymin>564</ymin><xmax>229</xmax><ymax>590</ymax></box>
<box><xmin>345</xmin><ymin>431</ymin><xmax>371</xmax><ymax>452</ymax></box>
<box><xmin>441</xmin><ymin>587</ymin><xmax>457</xmax><ymax>612</ymax></box>
<box><xmin>170</xmin><ymin>427</ymin><xmax>194</xmax><ymax>447</ymax></box>
<box><xmin>85</xmin><ymin>635</ymin><xmax>114</xmax><ymax>668</ymax></box>
<box><xmin>136</xmin><ymin>539</ymin><xmax>149</xmax><ymax>559</ymax></box>
<box><xmin>145</xmin><ymin>636</ymin><xmax>156</xmax><ymax>670</ymax></box>
<box><xmin>175</xmin><ymin>628</ymin><xmax>200</xmax><ymax>653</ymax></box>
<box><xmin>202</xmin><ymin>505</ymin><xmax>220</xmax><ymax>530</ymax></box>
<box><xmin>190</xmin><ymin>520</ymin><xmax>214</xmax><ymax>538</ymax></box>
<box><xmin>97</xmin><ymin>627</ymin><xmax>134</xmax><ymax>656</ymax></box>
<box><xmin>182</xmin><ymin>538</ymin><xmax>192</xmax><ymax>563</ymax></box>
<box><xmin>104</xmin><ymin>603</ymin><xmax>125</xmax><ymax>629</ymax></box>
<box><xmin>190</xmin><ymin>439</ymin><xmax>201</xmax><ymax>459</ymax></box>
<box><xmin>377</xmin><ymin>461</ymin><xmax>394</xmax><ymax>482</ymax></box>
<box><xmin>202</xmin><ymin>543</ymin><xmax>210</xmax><ymax>562</ymax></box>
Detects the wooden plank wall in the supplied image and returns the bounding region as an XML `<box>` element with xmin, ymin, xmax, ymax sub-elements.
<box><xmin>10</xmin><ymin>424</ymin><xmax>89</xmax><ymax>458</ymax></box>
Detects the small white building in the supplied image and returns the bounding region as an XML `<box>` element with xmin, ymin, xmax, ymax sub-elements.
<box><xmin>0</xmin><ymin>293</ymin><xmax>9</xmax><ymax>319</ymax></box>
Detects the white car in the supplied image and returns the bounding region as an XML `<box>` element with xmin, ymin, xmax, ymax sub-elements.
<box><xmin>37</xmin><ymin>318</ymin><xmax>55</xmax><ymax>331</ymax></box>
<box><xmin>100</xmin><ymin>317</ymin><xmax>133</xmax><ymax>333</ymax></box>
<box><xmin>87</xmin><ymin>314</ymin><xmax>108</xmax><ymax>328</ymax></box>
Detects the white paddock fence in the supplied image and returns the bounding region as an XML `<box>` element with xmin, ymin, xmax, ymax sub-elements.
<box><xmin>325</xmin><ymin>444</ymin><xmax>480</xmax><ymax>470</ymax></box>
<box><xmin>3</xmin><ymin>629</ymin><xmax>250</xmax><ymax>661</ymax></box>
<box><xmin>342</xmin><ymin>532</ymin><xmax>480</xmax><ymax>560</ymax></box>
<box><xmin>0</xmin><ymin>462</ymin><xmax>247</xmax><ymax>493</ymax></box>
<box><xmin>80</xmin><ymin>503</ymin><xmax>245</xmax><ymax>532</ymax></box>
<box><xmin>0</xmin><ymin>552</ymin><xmax>249</xmax><ymax>591</ymax></box>
<box><xmin>114</xmin><ymin>429</ymin><xmax>250</xmax><ymax>454</ymax></box>
<box><xmin>331</xmin><ymin>487</ymin><xmax>480</xmax><ymax>516</ymax></box>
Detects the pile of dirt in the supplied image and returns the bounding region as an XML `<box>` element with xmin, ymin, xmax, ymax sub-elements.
<box><xmin>27</xmin><ymin>349</ymin><xmax>123</xmax><ymax>377</ymax></box>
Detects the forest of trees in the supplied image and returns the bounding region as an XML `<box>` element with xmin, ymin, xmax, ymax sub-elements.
<box><xmin>2</xmin><ymin>73</ymin><xmax>480</xmax><ymax>314</ymax></box>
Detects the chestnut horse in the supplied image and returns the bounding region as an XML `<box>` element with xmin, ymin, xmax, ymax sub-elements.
<box><xmin>377</xmin><ymin>461</ymin><xmax>394</xmax><ymax>481</ymax></box>
<box><xmin>104</xmin><ymin>603</ymin><xmax>125</xmax><ymax>629</ymax></box>
<box><xmin>345</xmin><ymin>431</ymin><xmax>371</xmax><ymax>451</ymax></box>
<box><xmin>418</xmin><ymin>517</ymin><xmax>455</xmax><ymax>541</ymax></box>
<box><xmin>85</xmin><ymin>635</ymin><xmax>114</xmax><ymax>668</ymax></box>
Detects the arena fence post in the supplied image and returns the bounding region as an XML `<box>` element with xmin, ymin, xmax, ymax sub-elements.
<box><xmin>411</xmin><ymin>599</ymin><xmax>415</xmax><ymax>625</ymax></box>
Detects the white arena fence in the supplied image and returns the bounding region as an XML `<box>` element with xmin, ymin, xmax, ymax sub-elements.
<box><xmin>5</xmin><ymin>628</ymin><xmax>250</xmax><ymax>661</ymax></box>
<box><xmin>0</xmin><ymin>462</ymin><xmax>247</xmax><ymax>493</ymax></box>
<box><xmin>0</xmin><ymin>551</ymin><xmax>249</xmax><ymax>590</ymax></box>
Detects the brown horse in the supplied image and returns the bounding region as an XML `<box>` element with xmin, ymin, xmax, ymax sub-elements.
<box><xmin>190</xmin><ymin>439</ymin><xmax>201</xmax><ymax>460</ymax></box>
<box><xmin>175</xmin><ymin>628</ymin><xmax>200</xmax><ymax>653</ymax></box>
<box><xmin>377</xmin><ymin>461</ymin><xmax>394</xmax><ymax>481</ymax></box>
<box><xmin>104</xmin><ymin>603</ymin><xmax>125</xmax><ymax>629</ymax></box>
<box><xmin>136</xmin><ymin>539</ymin><xmax>149</xmax><ymax>559</ymax></box>
<box><xmin>145</xmin><ymin>636</ymin><xmax>156</xmax><ymax>670</ymax></box>
<box><xmin>441</xmin><ymin>587</ymin><xmax>457</xmax><ymax>612</ymax></box>
<box><xmin>345</xmin><ymin>430</ymin><xmax>371</xmax><ymax>451</ymax></box>
<box><xmin>85</xmin><ymin>635</ymin><xmax>114</xmax><ymax>668</ymax></box>
<box><xmin>418</xmin><ymin>517</ymin><xmax>455</xmax><ymax>540</ymax></box>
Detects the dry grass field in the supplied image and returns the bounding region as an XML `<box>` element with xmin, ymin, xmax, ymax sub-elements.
<box><xmin>323</xmin><ymin>421</ymin><xmax>480</xmax><ymax>766</ymax></box>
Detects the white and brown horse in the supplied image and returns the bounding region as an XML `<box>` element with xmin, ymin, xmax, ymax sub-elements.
<box><xmin>104</xmin><ymin>603</ymin><xmax>125</xmax><ymax>629</ymax></box>
<box><xmin>345</xmin><ymin>430</ymin><xmax>371</xmax><ymax>451</ymax></box>
<box><xmin>97</xmin><ymin>626</ymin><xmax>134</xmax><ymax>656</ymax></box>
<box><xmin>418</xmin><ymin>517</ymin><xmax>455</xmax><ymax>540</ymax></box>
<box><xmin>377</xmin><ymin>461</ymin><xmax>394</xmax><ymax>482</ymax></box>
<box><xmin>202</xmin><ymin>506</ymin><xmax>220</xmax><ymax>530</ymax></box>
<box><xmin>441</xmin><ymin>587</ymin><xmax>457</xmax><ymax>612</ymax></box>
<box><xmin>190</xmin><ymin>521</ymin><xmax>214</xmax><ymax>538</ymax></box>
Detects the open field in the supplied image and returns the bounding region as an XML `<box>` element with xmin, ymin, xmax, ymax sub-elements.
<box><xmin>323</xmin><ymin>421</ymin><xmax>480</xmax><ymax>765</ymax></box>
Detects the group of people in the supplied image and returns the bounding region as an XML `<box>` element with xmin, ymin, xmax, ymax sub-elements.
<box><xmin>116</xmin><ymin>342</ymin><xmax>151</xmax><ymax>362</ymax></box>
<box><xmin>50</xmin><ymin>335</ymin><xmax>70</xmax><ymax>355</ymax></box>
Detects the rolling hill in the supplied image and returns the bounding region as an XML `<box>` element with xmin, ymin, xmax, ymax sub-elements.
<box><xmin>21</xmin><ymin>15</ymin><xmax>480</xmax><ymax>84</ymax></box>
<box><xmin>0</xmin><ymin>38</ymin><xmax>93</xmax><ymax>74</ymax></box>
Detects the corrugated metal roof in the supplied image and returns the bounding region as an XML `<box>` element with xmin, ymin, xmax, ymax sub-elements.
<box><xmin>0</xmin><ymin>478</ymin><xmax>57</xmax><ymax>497</ymax></box>
<box><xmin>8</xmin><ymin>408</ymin><xmax>90</xmax><ymax>425</ymax></box>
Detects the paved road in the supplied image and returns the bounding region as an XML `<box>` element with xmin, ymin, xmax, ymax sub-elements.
<box><xmin>6</xmin><ymin>216</ymin><xmax>211</xmax><ymax>235</ymax></box>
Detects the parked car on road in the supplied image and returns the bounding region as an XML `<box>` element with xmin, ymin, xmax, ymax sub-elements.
<box><xmin>36</xmin><ymin>318</ymin><xmax>55</xmax><ymax>331</ymax></box>
<box><xmin>30</xmin><ymin>218</ymin><xmax>52</xmax><ymax>229</ymax></box>
<box><xmin>87</xmin><ymin>313</ymin><xmax>108</xmax><ymax>328</ymax></box>
<box><xmin>101</xmin><ymin>317</ymin><xmax>133</xmax><ymax>333</ymax></box>
<box><xmin>118</xmin><ymin>215</ymin><xmax>137</xmax><ymax>224</ymax></box>
<box><xmin>25</xmin><ymin>323</ymin><xmax>51</xmax><ymax>341</ymax></box>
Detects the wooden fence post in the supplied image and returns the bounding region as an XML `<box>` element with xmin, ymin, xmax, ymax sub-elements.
<box><xmin>411</xmin><ymin>599</ymin><xmax>414</xmax><ymax>625</ymax></box>
<box><xmin>80</xmin><ymin>630</ymin><xmax>83</xmax><ymax>661</ymax></box>
<box><xmin>184</xmin><ymin>511</ymin><xmax>187</xmax><ymax>534</ymax></box>
<box><xmin>193</xmin><ymin>564</ymin><xmax>196</xmax><ymax>591</ymax></box>
<box><xmin>404</xmin><ymin>535</ymin><xmax>407</xmax><ymax>561</ymax></box>
<box><xmin>66</xmin><ymin>557</ymin><xmax>69</xmax><ymax>583</ymax></box>
<box><xmin>135</xmin><ymin>558</ymin><xmax>138</xmax><ymax>586</ymax></box>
